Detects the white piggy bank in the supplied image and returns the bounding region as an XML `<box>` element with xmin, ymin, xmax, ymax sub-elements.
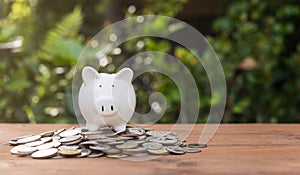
<box><xmin>78</xmin><ymin>66</ymin><xmax>136</xmax><ymax>132</ymax></box>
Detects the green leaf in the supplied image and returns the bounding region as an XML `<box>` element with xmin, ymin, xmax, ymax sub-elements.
<box><xmin>39</xmin><ymin>6</ymin><xmax>83</xmax><ymax>61</ymax></box>
<box><xmin>0</xmin><ymin>25</ymin><xmax>17</xmax><ymax>42</ymax></box>
<box><xmin>55</xmin><ymin>39</ymin><xmax>83</xmax><ymax>63</ymax></box>
<box><xmin>233</xmin><ymin>99</ymin><xmax>250</xmax><ymax>113</ymax></box>
<box><xmin>6</xmin><ymin>71</ymin><xmax>31</xmax><ymax>92</ymax></box>
<box><xmin>213</xmin><ymin>17</ymin><xmax>231</xmax><ymax>32</ymax></box>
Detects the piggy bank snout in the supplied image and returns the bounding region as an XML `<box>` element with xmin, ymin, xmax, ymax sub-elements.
<box><xmin>95</xmin><ymin>97</ymin><xmax>118</xmax><ymax>116</ymax></box>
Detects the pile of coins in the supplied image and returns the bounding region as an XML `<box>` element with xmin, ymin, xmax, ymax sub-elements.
<box><xmin>9</xmin><ymin>126</ymin><xmax>207</xmax><ymax>159</ymax></box>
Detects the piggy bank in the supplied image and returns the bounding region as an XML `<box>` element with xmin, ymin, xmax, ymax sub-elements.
<box><xmin>78</xmin><ymin>66</ymin><xmax>136</xmax><ymax>133</ymax></box>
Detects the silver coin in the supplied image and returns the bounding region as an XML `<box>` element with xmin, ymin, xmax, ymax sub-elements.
<box><xmin>89</xmin><ymin>144</ymin><xmax>111</xmax><ymax>151</ymax></box>
<box><xmin>59</xmin><ymin>135</ymin><xmax>81</xmax><ymax>143</ymax></box>
<box><xmin>134</xmin><ymin>140</ymin><xmax>146</xmax><ymax>144</ymax></box>
<box><xmin>120</xmin><ymin>133</ymin><xmax>141</xmax><ymax>137</ymax></box>
<box><xmin>39</xmin><ymin>130</ymin><xmax>55</xmax><ymax>137</ymax></box>
<box><xmin>146</xmin><ymin>131</ymin><xmax>173</xmax><ymax>137</ymax></box>
<box><xmin>9</xmin><ymin>140</ymin><xmax>19</xmax><ymax>145</ymax></box>
<box><xmin>118</xmin><ymin>136</ymin><xmax>135</xmax><ymax>140</ymax></box>
<box><xmin>52</xmin><ymin>140</ymin><xmax>62</xmax><ymax>147</ymax></box>
<box><xmin>96</xmin><ymin>139</ymin><xmax>117</xmax><ymax>143</ymax></box>
<box><xmin>62</xmin><ymin>138</ymin><xmax>82</xmax><ymax>146</ymax></box>
<box><xmin>150</xmin><ymin>137</ymin><xmax>178</xmax><ymax>145</ymax></box>
<box><xmin>85</xmin><ymin>134</ymin><xmax>106</xmax><ymax>140</ymax></box>
<box><xmin>103</xmin><ymin>148</ymin><xmax>121</xmax><ymax>154</ymax></box>
<box><xmin>102</xmin><ymin>136</ymin><xmax>124</xmax><ymax>141</ymax></box>
<box><xmin>130</xmin><ymin>152</ymin><xmax>150</xmax><ymax>157</ymax></box>
<box><xmin>10</xmin><ymin>145</ymin><xmax>27</xmax><ymax>155</ymax></box>
<box><xmin>15</xmin><ymin>134</ymin><xmax>34</xmax><ymax>140</ymax></box>
<box><xmin>116</xmin><ymin>141</ymin><xmax>138</xmax><ymax>149</ymax></box>
<box><xmin>137</xmin><ymin>135</ymin><xmax>147</xmax><ymax>140</ymax></box>
<box><xmin>59</xmin><ymin>129</ymin><xmax>80</xmax><ymax>137</ymax></box>
<box><xmin>122</xmin><ymin>147</ymin><xmax>147</xmax><ymax>154</ymax></box>
<box><xmin>99</xmin><ymin>126</ymin><xmax>113</xmax><ymax>130</ymax></box>
<box><xmin>88</xmin><ymin>151</ymin><xmax>105</xmax><ymax>158</ymax></box>
<box><xmin>17</xmin><ymin>146</ymin><xmax>38</xmax><ymax>155</ymax></box>
<box><xmin>51</xmin><ymin>136</ymin><xmax>61</xmax><ymax>141</ymax></box>
<box><xmin>166</xmin><ymin>146</ymin><xmax>185</xmax><ymax>155</ymax></box>
<box><xmin>36</xmin><ymin>141</ymin><xmax>61</xmax><ymax>150</ymax></box>
<box><xmin>127</xmin><ymin>127</ymin><xmax>145</xmax><ymax>135</ymax></box>
<box><xmin>184</xmin><ymin>148</ymin><xmax>201</xmax><ymax>153</ymax></box>
<box><xmin>166</xmin><ymin>145</ymin><xmax>181</xmax><ymax>149</ymax></box>
<box><xmin>106</xmin><ymin>132</ymin><xmax>123</xmax><ymax>137</ymax></box>
<box><xmin>81</xmin><ymin>130</ymin><xmax>104</xmax><ymax>136</ymax></box>
<box><xmin>41</xmin><ymin>137</ymin><xmax>52</xmax><ymax>143</ymax></box>
<box><xmin>31</xmin><ymin>148</ymin><xmax>58</xmax><ymax>159</ymax></box>
<box><xmin>187</xmin><ymin>143</ymin><xmax>207</xmax><ymax>148</ymax></box>
<box><xmin>142</xmin><ymin>142</ymin><xmax>163</xmax><ymax>150</ymax></box>
<box><xmin>109</xmin><ymin>137</ymin><xmax>127</xmax><ymax>141</ymax></box>
<box><xmin>106</xmin><ymin>140</ymin><xmax>125</xmax><ymax>145</ymax></box>
<box><xmin>53</xmin><ymin>129</ymin><xmax>65</xmax><ymax>136</ymax></box>
<box><xmin>100</xmin><ymin>128</ymin><xmax>116</xmax><ymax>136</ymax></box>
<box><xmin>79</xmin><ymin>140</ymin><xmax>98</xmax><ymax>147</ymax></box>
<box><xmin>25</xmin><ymin>140</ymin><xmax>45</xmax><ymax>147</ymax></box>
<box><xmin>165</xmin><ymin>134</ymin><xmax>178</xmax><ymax>140</ymax></box>
<box><xmin>17</xmin><ymin>135</ymin><xmax>41</xmax><ymax>144</ymax></box>
<box><xmin>147</xmin><ymin>147</ymin><xmax>169</xmax><ymax>155</ymax></box>
<box><xmin>147</xmin><ymin>136</ymin><xmax>158</xmax><ymax>142</ymax></box>
<box><xmin>159</xmin><ymin>138</ymin><xmax>178</xmax><ymax>145</ymax></box>
<box><xmin>58</xmin><ymin>145</ymin><xmax>79</xmax><ymax>150</ymax></box>
<box><xmin>175</xmin><ymin>140</ymin><xmax>186</xmax><ymax>147</ymax></box>
<box><xmin>76</xmin><ymin>149</ymin><xmax>92</xmax><ymax>158</ymax></box>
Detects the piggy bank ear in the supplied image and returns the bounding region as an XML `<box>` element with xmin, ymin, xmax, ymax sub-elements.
<box><xmin>115</xmin><ymin>68</ymin><xmax>133</xmax><ymax>82</ymax></box>
<box><xmin>82</xmin><ymin>66</ymin><xmax>99</xmax><ymax>84</ymax></box>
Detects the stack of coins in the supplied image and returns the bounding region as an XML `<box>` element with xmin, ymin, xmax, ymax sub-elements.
<box><xmin>8</xmin><ymin>126</ymin><xmax>207</xmax><ymax>159</ymax></box>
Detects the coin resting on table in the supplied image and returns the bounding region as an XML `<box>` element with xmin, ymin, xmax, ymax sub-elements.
<box><xmin>8</xmin><ymin>126</ymin><xmax>206</xmax><ymax>159</ymax></box>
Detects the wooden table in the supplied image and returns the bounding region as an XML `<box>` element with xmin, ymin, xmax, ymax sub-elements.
<box><xmin>0</xmin><ymin>124</ymin><xmax>300</xmax><ymax>175</ymax></box>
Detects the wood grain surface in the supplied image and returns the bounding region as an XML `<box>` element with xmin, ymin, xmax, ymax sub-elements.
<box><xmin>0</xmin><ymin>124</ymin><xmax>300</xmax><ymax>175</ymax></box>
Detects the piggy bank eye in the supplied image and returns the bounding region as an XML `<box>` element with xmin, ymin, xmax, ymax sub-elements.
<box><xmin>99</xmin><ymin>85</ymin><xmax>102</xmax><ymax>88</ymax></box>
<box><xmin>112</xmin><ymin>84</ymin><xmax>114</xmax><ymax>87</ymax></box>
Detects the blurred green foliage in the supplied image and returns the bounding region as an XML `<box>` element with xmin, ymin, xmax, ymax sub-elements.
<box><xmin>0</xmin><ymin>0</ymin><xmax>192</xmax><ymax>123</ymax></box>
<box><xmin>0</xmin><ymin>0</ymin><xmax>83</xmax><ymax>123</ymax></box>
<box><xmin>0</xmin><ymin>0</ymin><xmax>299</xmax><ymax>123</ymax></box>
<box><xmin>209</xmin><ymin>0</ymin><xmax>300</xmax><ymax>122</ymax></box>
